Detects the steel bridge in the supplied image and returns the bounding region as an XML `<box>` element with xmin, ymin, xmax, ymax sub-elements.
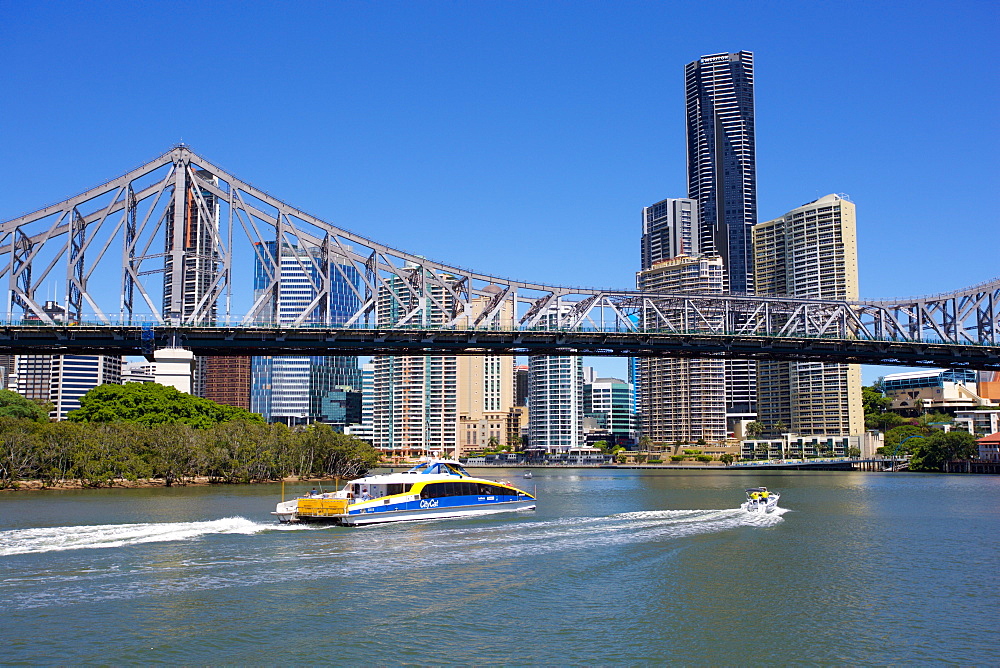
<box><xmin>2</xmin><ymin>146</ymin><xmax>998</xmax><ymax>369</ymax></box>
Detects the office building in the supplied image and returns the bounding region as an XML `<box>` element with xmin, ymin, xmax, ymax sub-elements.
<box><xmin>881</xmin><ymin>369</ymin><xmax>990</xmax><ymax>415</ymax></box>
<box><xmin>753</xmin><ymin>194</ymin><xmax>863</xmax><ymax>435</ymax></box>
<box><xmin>14</xmin><ymin>300</ymin><xmax>122</xmax><ymax>420</ymax></box>
<box><xmin>637</xmin><ymin>256</ymin><xmax>727</xmax><ymax>443</ymax></box>
<box><xmin>0</xmin><ymin>354</ymin><xmax>15</xmax><ymax>390</ymax></box>
<box><xmin>685</xmin><ymin>50</ymin><xmax>758</xmax><ymax>424</ymax></box>
<box><xmin>16</xmin><ymin>354</ymin><xmax>122</xmax><ymax>420</ymax></box>
<box><xmin>514</xmin><ymin>364</ymin><xmax>529</xmax><ymax>407</ymax></box>
<box><xmin>345</xmin><ymin>362</ymin><xmax>375</xmax><ymax>443</ymax></box>
<box><xmin>250</xmin><ymin>241</ymin><xmax>361</xmax><ymax>426</ymax></box>
<box><xmin>162</xmin><ymin>169</ymin><xmax>221</xmax><ymax>397</ymax></box>
<box><xmin>583</xmin><ymin>376</ymin><xmax>636</xmax><ymax>447</ymax></box>
<box><xmin>203</xmin><ymin>356</ymin><xmax>252</xmax><ymax>410</ymax></box>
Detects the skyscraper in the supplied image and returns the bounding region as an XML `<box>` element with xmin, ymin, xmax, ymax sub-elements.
<box><xmin>372</xmin><ymin>266</ymin><xmax>460</xmax><ymax>458</ymax></box>
<box><xmin>637</xmin><ymin>256</ymin><xmax>727</xmax><ymax>443</ymax></box>
<box><xmin>685</xmin><ymin>50</ymin><xmax>758</xmax><ymax>425</ymax></box>
<box><xmin>163</xmin><ymin>169</ymin><xmax>220</xmax><ymax>397</ymax></box>
<box><xmin>753</xmin><ymin>194</ymin><xmax>863</xmax><ymax>435</ymax></box>
<box><xmin>527</xmin><ymin>304</ymin><xmax>584</xmax><ymax>453</ymax></box>
<box><xmin>250</xmin><ymin>241</ymin><xmax>361</xmax><ymax>426</ymax></box>
<box><xmin>685</xmin><ymin>51</ymin><xmax>757</xmax><ymax>292</ymax></box>
<box><xmin>641</xmin><ymin>197</ymin><xmax>699</xmax><ymax>270</ymax></box>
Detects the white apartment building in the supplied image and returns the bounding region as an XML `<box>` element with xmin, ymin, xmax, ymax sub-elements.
<box><xmin>753</xmin><ymin>194</ymin><xmax>863</xmax><ymax>436</ymax></box>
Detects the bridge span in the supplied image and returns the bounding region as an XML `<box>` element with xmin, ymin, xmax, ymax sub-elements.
<box><xmin>0</xmin><ymin>324</ymin><xmax>997</xmax><ymax>369</ymax></box>
<box><xmin>2</xmin><ymin>146</ymin><xmax>998</xmax><ymax>366</ymax></box>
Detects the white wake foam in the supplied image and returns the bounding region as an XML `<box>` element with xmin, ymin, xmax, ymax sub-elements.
<box><xmin>0</xmin><ymin>516</ymin><xmax>301</xmax><ymax>556</ymax></box>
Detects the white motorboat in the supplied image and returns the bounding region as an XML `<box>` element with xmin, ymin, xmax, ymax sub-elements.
<box><xmin>742</xmin><ymin>487</ymin><xmax>779</xmax><ymax>513</ymax></box>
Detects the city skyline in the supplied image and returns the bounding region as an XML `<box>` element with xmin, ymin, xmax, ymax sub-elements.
<box><xmin>1</xmin><ymin>2</ymin><xmax>997</xmax><ymax>385</ymax></box>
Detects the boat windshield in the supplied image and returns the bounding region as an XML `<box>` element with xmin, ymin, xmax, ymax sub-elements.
<box><xmin>405</xmin><ymin>461</ymin><xmax>469</xmax><ymax>477</ymax></box>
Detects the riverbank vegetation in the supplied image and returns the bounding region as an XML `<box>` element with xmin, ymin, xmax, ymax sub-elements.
<box><xmin>0</xmin><ymin>383</ymin><xmax>381</xmax><ymax>490</ymax></box>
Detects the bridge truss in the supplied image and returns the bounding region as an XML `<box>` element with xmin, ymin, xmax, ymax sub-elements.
<box><xmin>1</xmin><ymin>146</ymin><xmax>998</xmax><ymax>368</ymax></box>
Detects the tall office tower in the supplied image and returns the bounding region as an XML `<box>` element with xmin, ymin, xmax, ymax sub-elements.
<box><xmin>685</xmin><ymin>50</ymin><xmax>758</xmax><ymax>425</ymax></box>
<box><xmin>514</xmin><ymin>364</ymin><xmax>529</xmax><ymax>407</ymax></box>
<box><xmin>753</xmin><ymin>194</ymin><xmax>863</xmax><ymax>435</ymax></box>
<box><xmin>162</xmin><ymin>169</ymin><xmax>220</xmax><ymax>396</ymax></box>
<box><xmin>203</xmin><ymin>356</ymin><xmax>252</xmax><ymax>410</ymax></box>
<box><xmin>345</xmin><ymin>362</ymin><xmax>375</xmax><ymax>443</ymax></box>
<box><xmin>250</xmin><ymin>242</ymin><xmax>361</xmax><ymax>426</ymax></box>
<box><xmin>15</xmin><ymin>300</ymin><xmax>123</xmax><ymax>420</ymax></box>
<box><xmin>527</xmin><ymin>304</ymin><xmax>584</xmax><ymax>453</ymax></box>
<box><xmin>583</xmin><ymin>376</ymin><xmax>637</xmax><ymax>446</ymax></box>
<box><xmin>637</xmin><ymin>256</ymin><xmax>727</xmax><ymax>443</ymax></box>
<box><xmin>372</xmin><ymin>267</ymin><xmax>460</xmax><ymax>459</ymax></box>
<box><xmin>17</xmin><ymin>354</ymin><xmax>122</xmax><ymax>420</ymax></box>
<box><xmin>641</xmin><ymin>198</ymin><xmax>700</xmax><ymax>269</ymax></box>
<box><xmin>0</xmin><ymin>354</ymin><xmax>14</xmax><ymax>390</ymax></box>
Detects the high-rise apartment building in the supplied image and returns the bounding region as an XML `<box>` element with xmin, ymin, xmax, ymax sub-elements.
<box><xmin>685</xmin><ymin>50</ymin><xmax>758</xmax><ymax>424</ymax></box>
<box><xmin>753</xmin><ymin>194</ymin><xmax>863</xmax><ymax>435</ymax></box>
<box><xmin>637</xmin><ymin>256</ymin><xmax>727</xmax><ymax>443</ymax></box>
<box><xmin>457</xmin><ymin>292</ymin><xmax>516</xmax><ymax>456</ymax></box>
<box><xmin>372</xmin><ymin>267</ymin><xmax>459</xmax><ymax>458</ymax></box>
<box><xmin>528</xmin><ymin>304</ymin><xmax>584</xmax><ymax>452</ymax></box>
<box><xmin>250</xmin><ymin>241</ymin><xmax>361</xmax><ymax>426</ymax></box>
<box><xmin>641</xmin><ymin>198</ymin><xmax>699</xmax><ymax>270</ymax></box>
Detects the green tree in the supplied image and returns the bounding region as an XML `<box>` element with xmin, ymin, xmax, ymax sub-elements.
<box><xmin>745</xmin><ymin>421</ymin><xmax>765</xmax><ymax>438</ymax></box>
<box><xmin>638</xmin><ymin>435</ymin><xmax>652</xmax><ymax>451</ymax></box>
<box><xmin>719</xmin><ymin>453</ymin><xmax>734</xmax><ymax>465</ymax></box>
<box><xmin>0</xmin><ymin>389</ymin><xmax>51</xmax><ymax>422</ymax></box>
<box><xmin>883</xmin><ymin>425</ymin><xmax>926</xmax><ymax>456</ymax></box>
<box><xmin>773</xmin><ymin>420</ymin><xmax>788</xmax><ymax>435</ymax></box>
<box><xmin>910</xmin><ymin>431</ymin><xmax>978</xmax><ymax>472</ymax></box>
<box><xmin>68</xmin><ymin>383</ymin><xmax>265</xmax><ymax>428</ymax></box>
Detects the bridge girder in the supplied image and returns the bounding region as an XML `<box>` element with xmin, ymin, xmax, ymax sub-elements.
<box><xmin>1</xmin><ymin>146</ymin><xmax>998</xmax><ymax>363</ymax></box>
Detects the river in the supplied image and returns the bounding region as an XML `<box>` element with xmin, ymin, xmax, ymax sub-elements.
<box><xmin>2</xmin><ymin>469</ymin><xmax>998</xmax><ymax>664</ymax></box>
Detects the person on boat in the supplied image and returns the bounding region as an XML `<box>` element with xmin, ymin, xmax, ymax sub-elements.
<box><xmin>360</xmin><ymin>487</ymin><xmax>371</xmax><ymax>501</ymax></box>
<box><xmin>310</xmin><ymin>487</ymin><xmax>318</xmax><ymax>497</ymax></box>
<box><xmin>750</xmin><ymin>491</ymin><xmax>760</xmax><ymax>501</ymax></box>
<box><xmin>761</xmin><ymin>490</ymin><xmax>769</xmax><ymax>500</ymax></box>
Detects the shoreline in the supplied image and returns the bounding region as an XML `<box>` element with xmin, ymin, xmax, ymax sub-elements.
<box><xmin>0</xmin><ymin>475</ymin><xmax>323</xmax><ymax>492</ymax></box>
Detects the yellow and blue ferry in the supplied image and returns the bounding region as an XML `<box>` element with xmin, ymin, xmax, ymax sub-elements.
<box><xmin>272</xmin><ymin>460</ymin><xmax>537</xmax><ymax>526</ymax></box>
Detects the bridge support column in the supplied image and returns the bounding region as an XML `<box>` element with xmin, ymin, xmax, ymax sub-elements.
<box><xmin>153</xmin><ymin>347</ymin><xmax>195</xmax><ymax>394</ymax></box>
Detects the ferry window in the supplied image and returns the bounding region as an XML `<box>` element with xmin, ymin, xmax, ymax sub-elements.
<box><xmin>421</xmin><ymin>483</ymin><xmax>442</xmax><ymax>499</ymax></box>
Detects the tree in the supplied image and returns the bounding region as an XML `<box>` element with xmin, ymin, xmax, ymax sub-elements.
<box><xmin>773</xmin><ymin>420</ymin><xmax>788</xmax><ymax>435</ymax></box>
<box><xmin>719</xmin><ymin>453</ymin><xmax>734</xmax><ymax>465</ymax></box>
<box><xmin>0</xmin><ymin>389</ymin><xmax>51</xmax><ymax>422</ymax></box>
<box><xmin>754</xmin><ymin>443</ymin><xmax>769</xmax><ymax>460</ymax></box>
<box><xmin>592</xmin><ymin>440</ymin><xmax>612</xmax><ymax>454</ymax></box>
<box><xmin>883</xmin><ymin>425</ymin><xmax>926</xmax><ymax>456</ymax></box>
<box><xmin>910</xmin><ymin>431</ymin><xmax>978</xmax><ymax>472</ymax></box>
<box><xmin>745</xmin><ymin>421</ymin><xmax>765</xmax><ymax>438</ymax></box>
<box><xmin>638</xmin><ymin>436</ymin><xmax>652</xmax><ymax>451</ymax></box>
<box><xmin>68</xmin><ymin>383</ymin><xmax>264</xmax><ymax>428</ymax></box>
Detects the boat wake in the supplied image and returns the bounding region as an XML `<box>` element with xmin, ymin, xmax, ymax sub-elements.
<box><xmin>0</xmin><ymin>517</ymin><xmax>310</xmax><ymax>557</ymax></box>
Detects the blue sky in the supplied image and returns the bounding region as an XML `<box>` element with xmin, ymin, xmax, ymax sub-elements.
<box><xmin>1</xmin><ymin>0</ymin><xmax>997</xmax><ymax>383</ymax></box>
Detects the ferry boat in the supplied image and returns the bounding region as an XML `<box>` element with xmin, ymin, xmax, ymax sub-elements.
<box><xmin>273</xmin><ymin>460</ymin><xmax>537</xmax><ymax>526</ymax></box>
<box><xmin>742</xmin><ymin>487</ymin><xmax>779</xmax><ymax>513</ymax></box>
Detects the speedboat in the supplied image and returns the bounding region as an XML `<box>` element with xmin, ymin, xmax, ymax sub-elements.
<box><xmin>273</xmin><ymin>460</ymin><xmax>537</xmax><ymax>526</ymax></box>
<box><xmin>742</xmin><ymin>487</ymin><xmax>779</xmax><ymax>513</ymax></box>
<box><xmin>523</xmin><ymin>471</ymin><xmax>533</xmax><ymax>479</ymax></box>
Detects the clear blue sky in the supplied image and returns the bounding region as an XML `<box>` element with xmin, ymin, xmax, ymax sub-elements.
<box><xmin>2</xmin><ymin>1</ymin><xmax>997</xmax><ymax>383</ymax></box>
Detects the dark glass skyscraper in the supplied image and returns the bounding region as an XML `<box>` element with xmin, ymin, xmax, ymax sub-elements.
<box><xmin>685</xmin><ymin>50</ymin><xmax>756</xmax><ymax>294</ymax></box>
<box><xmin>685</xmin><ymin>50</ymin><xmax>757</xmax><ymax>423</ymax></box>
